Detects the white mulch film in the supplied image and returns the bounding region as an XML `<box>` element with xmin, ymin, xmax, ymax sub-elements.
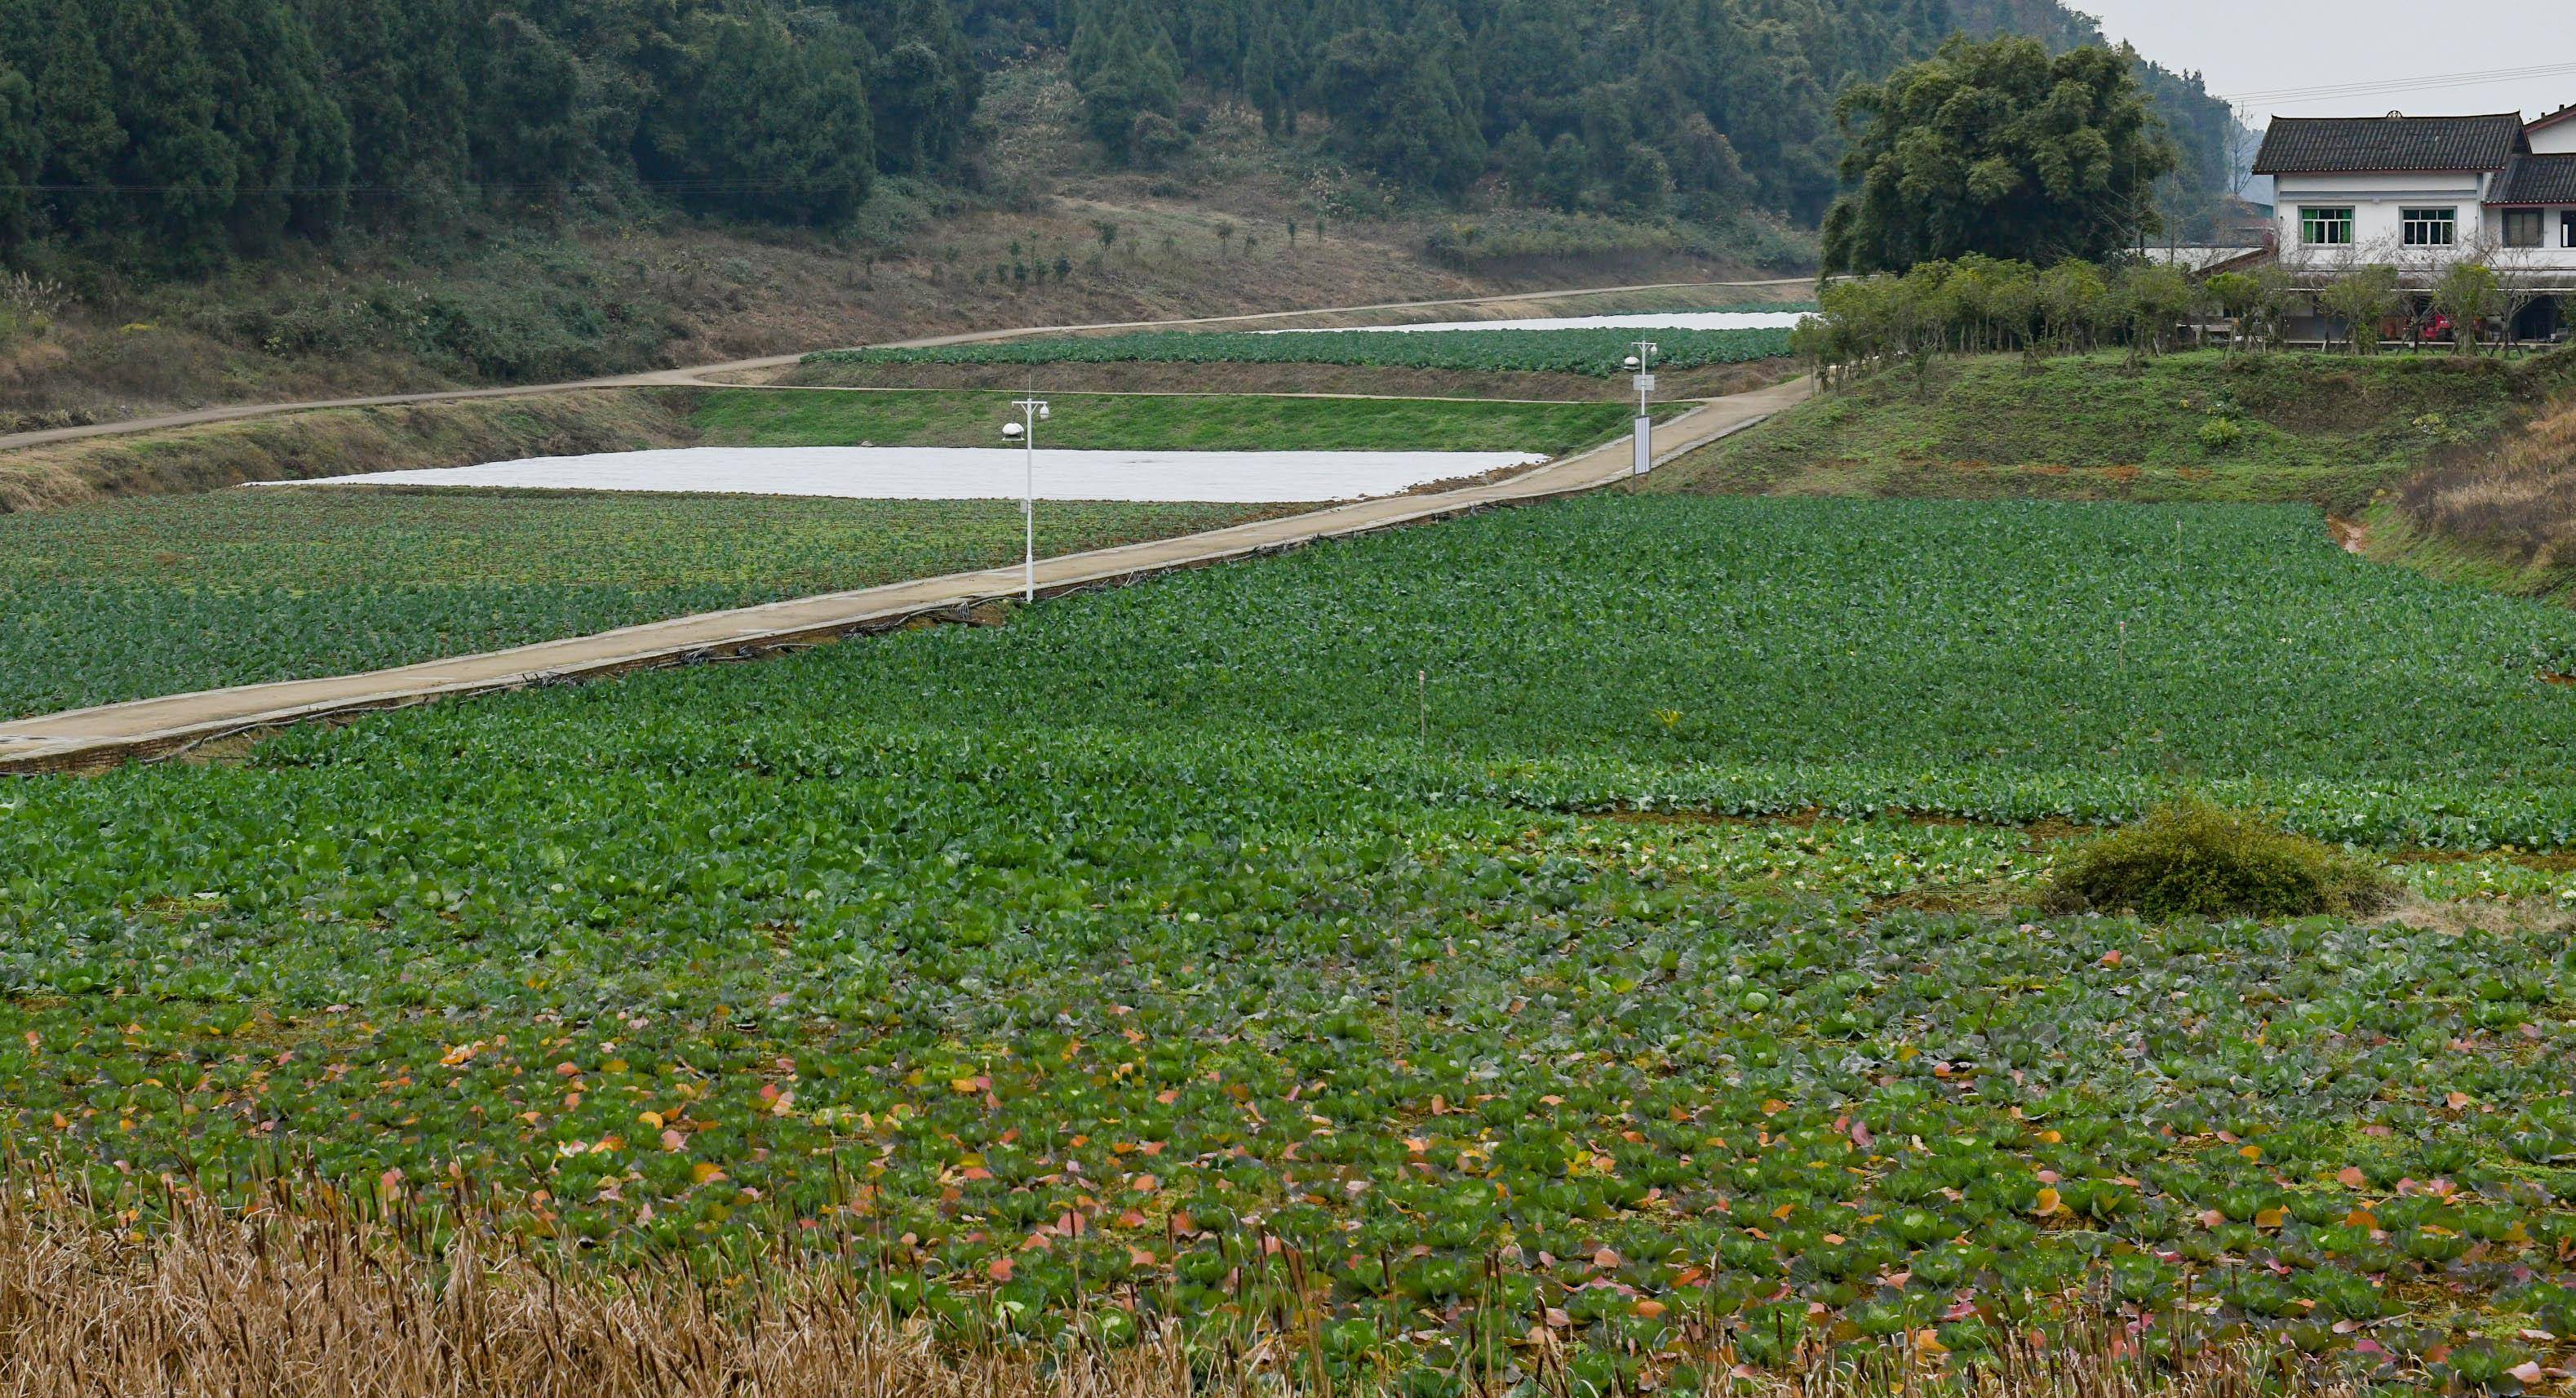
<box><xmin>268</xmin><ymin>447</ymin><xmax>1552</xmax><ymax>505</ymax></box>
<box><xmin>1258</xmin><ymin>311</ymin><xmax>1813</xmax><ymax>335</ymax></box>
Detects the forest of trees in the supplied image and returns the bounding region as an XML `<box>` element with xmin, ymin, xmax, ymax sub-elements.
<box><xmin>0</xmin><ymin>0</ymin><xmax>981</xmax><ymax>271</ymax></box>
<box><xmin>0</xmin><ymin>0</ymin><xmax>2246</xmax><ymax>278</ymax></box>
<box><xmin>968</xmin><ymin>0</ymin><xmax>2244</xmax><ymax>229</ymax></box>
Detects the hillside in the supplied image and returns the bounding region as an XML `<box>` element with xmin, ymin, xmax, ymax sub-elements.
<box><xmin>2</xmin><ymin>55</ymin><xmax>1820</xmax><ymax>432</ymax></box>
<box><xmin>0</xmin><ymin>0</ymin><xmax>2239</xmax><ymax>427</ymax></box>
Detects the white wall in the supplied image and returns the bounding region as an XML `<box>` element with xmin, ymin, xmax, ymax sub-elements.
<box><xmin>2529</xmin><ymin>122</ymin><xmax>2576</xmax><ymax>156</ymax></box>
<box><xmin>2276</xmin><ymin>174</ymin><xmax>2485</xmax><ymax>264</ymax></box>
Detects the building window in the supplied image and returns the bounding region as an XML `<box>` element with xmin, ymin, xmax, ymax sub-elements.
<box><xmin>2505</xmin><ymin>209</ymin><xmax>2546</xmax><ymax>248</ymax></box>
<box><xmin>2299</xmin><ymin>206</ymin><xmax>2355</xmax><ymax>245</ymax></box>
<box><xmin>2401</xmin><ymin>207</ymin><xmax>2458</xmax><ymax>247</ymax></box>
<box><xmin>2565</xmin><ymin>211</ymin><xmax>2576</xmax><ymax>249</ymax></box>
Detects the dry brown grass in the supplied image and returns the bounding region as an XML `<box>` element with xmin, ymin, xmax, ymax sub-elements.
<box><xmin>0</xmin><ymin>390</ymin><xmax>698</xmax><ymax>514</ymax></box>
<box><xmin>0</xmin><ymin>1173</ymin><xmax>2369</xmax><ymax>1398</ymax></box>
<box><xmin>2393</xmin><ymin>389</ymin><xmax>2576</xmax><ymax>584</ymax></box>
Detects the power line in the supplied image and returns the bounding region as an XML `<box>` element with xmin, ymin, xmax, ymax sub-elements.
<box><xmin>2220</xmin><ymin>60</ymin><xmax>2576</xmax><ymax>106</ymax></box>
<box><xmin>0</xmin><ymin>177</ymin><xmax>855</xmax><ymax>197</ymax></box>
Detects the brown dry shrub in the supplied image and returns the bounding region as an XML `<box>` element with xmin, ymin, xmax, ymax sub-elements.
<box><xmin>0</xmin><ymin>1173</ymin><xmax>2373</xmax><ymax>1398</ymax></box>
<box><xmin>2392</xmin><ymin>349</ymin><xmax>2576</xmax><ymax>577</ymax></box>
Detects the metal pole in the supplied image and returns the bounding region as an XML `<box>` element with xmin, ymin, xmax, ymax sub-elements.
<box><xmin>1004</xmin><ymin>395</ymin><xmax>1049</xmax><ymax>604</ymax></box>
<box><xmin>1022</xmin><ymin>400</ymin><xmax>1035</xmax><ymax>605</ymax></box>
<box><xmin>1630</xmin><ymin>341</ymin><xmax>1657</xmax><ymax>477</ymax></box>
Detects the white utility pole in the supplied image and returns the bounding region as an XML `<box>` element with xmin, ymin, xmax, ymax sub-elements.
<box><xmin>1001</xmin><ymin>396</ymin><xmax>1050</xmax><ymax>603</ymax></box>
<box><xmin>1625</xmin><ymin>342</ymin><xmax>1659</xmax><ymax>477</ymax></box>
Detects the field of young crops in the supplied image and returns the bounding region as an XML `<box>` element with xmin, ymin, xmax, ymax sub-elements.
<box><xmin>690</xmin><ymin>388</ymin><xmax>1641</xmax><ymax>455</ymax></box>
<box><xmin>0</xmin><ymin>391</ymin><xmax>1635</xmax><ymax>720</ymax></box>
<box><xmin>7</xmin><ymin>495</ymin><xmax>2576</xmax><ymax>1391</ymax></box>
<box><xmin>816</xmin><ymin>325</ymin><xmax>1799</xmax><ymax>378</ymax></box>
<box><xmin>0</xmin><ymin>491</ymin><xmax>1288</xmax><ymax>719</ymax></box>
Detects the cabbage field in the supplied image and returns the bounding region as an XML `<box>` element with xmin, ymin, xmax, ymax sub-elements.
<box><xmin>815</xmin><ymin>324</ymin><xmax>1799</xmax><ymax>378</ymax></box>
<box><xmin>0</xmin><ymin>491</ymin><xmax>1289</xmax><ymax>719</ymax></box>
<box><xmin>0</xmin><ymin>390</ymin><xmax>1634</xmax><ymax>720</ymax></box>
<box><xmin>7</xmin><ymin>495</ymin><xmax>2576</xmax><ymax>1391</ymax></box>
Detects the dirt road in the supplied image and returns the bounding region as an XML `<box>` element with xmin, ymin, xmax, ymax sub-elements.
<box><xmin>0</xmin><ymin>379</ymin><xmax>1811</xmax><ymax>775</ymax></box>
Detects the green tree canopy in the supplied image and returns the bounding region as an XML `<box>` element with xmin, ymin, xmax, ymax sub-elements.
<box><xmin>641</xmin><ymin>10</ymin><xmax>877</xmax><ymax>226</ymax></box>
<box><xmin>1821</xmin><ymin>34</ymin><xmax>2179</xmax><ymax>274</ymax></box>
<box><xmin>0</xmin><ymin>0</ymin><xmax>980</xmax><ymax>271</ymax></box>
<box><xmin>1311</xmin><ymin>27</ymin><xmax>1485</xmax><ymax>193</ymax></box>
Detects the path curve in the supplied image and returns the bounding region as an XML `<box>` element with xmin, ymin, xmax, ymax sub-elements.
<box><xmin>0</xmin><ymin>278</ymin><xmax>1812</xmax><ymax>452</ymax></box>
<box><xmin>0</xmin><ymin>379</ymin><xmax>1810</xmax><ymax>775</ymax></box>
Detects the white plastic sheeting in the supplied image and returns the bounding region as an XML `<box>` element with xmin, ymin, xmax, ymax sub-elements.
<box><xmin>267</xmin><ymin>446</ymin><xmax>1551</xmax><ymax>504</ymax></box>
<box><xmin>1258</xmin><ymin>311</ymin><xmax>1811</xmax><ymax>335</ymax></box>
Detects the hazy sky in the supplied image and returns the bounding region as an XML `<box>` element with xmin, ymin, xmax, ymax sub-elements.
<box><xmin>2071</xmin><ymin>2</ymin><xmax>2576</xmax><ymax>126</ymax></box>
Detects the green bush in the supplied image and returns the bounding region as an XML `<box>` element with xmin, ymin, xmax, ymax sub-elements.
<box><xmin>2045</xmin><ymin>800</ymin><xmax>2394</xmax><ymax>921</ymax></box>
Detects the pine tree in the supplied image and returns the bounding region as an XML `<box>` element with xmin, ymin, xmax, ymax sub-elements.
<box><xmin>97</xmin><ymin>0</ymin><xmax>240</xmax><ymax>265</ymax></box>
<box><xmin>1244</xmin><ymin>22</ymin><xmax>1286</xmax><ymax>134</ymax></box>
<box><xmin>3</xmin><ymin>0</ymin><xmax>125</xmax><ymax>239</ymax></box>
<box><xmin>301</xmin><ymin>0</ymin><xmax>472</xmax><ymax>215</ymax></box>
<box><xmin>1495</xmin><ymin>123</ymin><xmax>1545</xmax><ymax>201</ymax></box>
<box><xmin>1313</xmin><ymin>28</ymin><xmax>1481</xmax><ymax>193</ymax></box>
<box><xmin>468</xmin><ymin>11</ymin><xmax>585</xmax><ymax>200</ymax></box>
<box><xmin>1539</xmin><ymin>131</ymin><xmax>1589</xmax><ymax>211</ymax></box>
<box><xmin>1072</xmin><ymin>0</ymin><xmax>1182</xmax><ymax>160</ymax></box>
<box><xmin>188</xmin><ymin>0</ymin><xmax>352</xmax><ymax>246</ymax></box>
<box><xmin>0</xmin><ymin>63</ymin><xmax>41</xmax><ymax>252</ymax></box>
<box><xmin>641</xmin><ymin>9</ymin><xmax>876</xmax><ymax>225</ymax></box>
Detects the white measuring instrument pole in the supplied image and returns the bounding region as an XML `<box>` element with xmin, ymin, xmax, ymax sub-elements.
<box><xmin>1008</xmin><ymin>397</ymin><xmax>1049</xmax><ymax>603</ymax></box>
<box><xmin>1630</xmin><ymin>341</ymin><xmax>1658</xmax><ymax>477</ymax></box>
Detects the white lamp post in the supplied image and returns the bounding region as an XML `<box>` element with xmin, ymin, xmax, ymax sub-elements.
<box><xmin>1001</xmin><ymin>397</ymin><xmax>1049</xmax><ymax>603</ymax></box>
<box><xmin>1625</xmin><ymin>342</ymin><xmax>1659</xmax><ymax>477</ymax></box>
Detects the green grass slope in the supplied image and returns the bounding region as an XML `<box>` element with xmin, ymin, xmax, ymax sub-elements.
<box><xmin>1650</xmin><ymin>352</ymin><xmax>2573</xmax><ymax>511</ymax></box>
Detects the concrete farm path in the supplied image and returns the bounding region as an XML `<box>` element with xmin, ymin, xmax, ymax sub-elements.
<box><xmin>0</xmin><ymin>277</ymin><xmax>1813</xmax><ymax>451</ymax></box>
<box><xmin>0</xmin><ymin>379</ymin><xmax>1811</xmax><ymax>775</ymax></box>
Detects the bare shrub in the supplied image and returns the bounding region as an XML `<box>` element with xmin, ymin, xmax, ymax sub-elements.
<box><xmin>2394</xmin><ymin>376</ymin><xmax>2576</xmax><ymax>577</ymax></box>
<box><xmin>0</xmin><ymin>1170</ymin><xmax>2370</xmax><ymax>1398</ymax></box>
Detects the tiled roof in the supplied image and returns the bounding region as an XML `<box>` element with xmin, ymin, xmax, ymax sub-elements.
<box><xmin>2491</xmin><ymin>154</ymin><xmax>2576</xmax><ymax>206</ymax></box>
<box><xmin>2532</xmin><ymin>103</ymin><xmax>2576</xmax><ymax>135</ymax></box>
<box><xmin>2252</xmin><ymin>114</ymin><xmax>2526</xmax><ymax>175</ymax></box>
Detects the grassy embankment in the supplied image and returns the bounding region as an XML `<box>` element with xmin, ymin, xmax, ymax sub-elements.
<box><xmin>2369</xmin><ymin>386</ymin><xmax>2576</xmax><ymax>603</ymax></box>
<box><xmin>1646</xmin><ymin>348</ymin><xmax>2576</xmax><ymax>610</ymax></box>
<box><xmin>1647</xmin><ymin>350</ymin><xmax>2576</xmax><ymax>513</ymax></box>
<box><xmin>0</xmin><ymin>393</ymin><xmax>699</xmax><ymax>514</ymax></box>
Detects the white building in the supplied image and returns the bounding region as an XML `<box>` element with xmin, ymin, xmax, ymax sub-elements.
<box><xmin>2256</xmin><ymin>106</ymin><xmax>2576</xmax><ymax>338</ymax></box>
